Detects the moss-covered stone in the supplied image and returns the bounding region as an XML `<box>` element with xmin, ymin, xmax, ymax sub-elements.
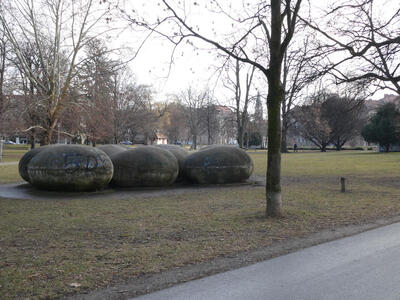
<box><xmin>155</xmin><ymin>144</ymin><xmax>189</xmax><ymax>180</ymax></box>
<box><xmin>27</xmin><ymin>145</ymin><xmax>113</xmax><ymax>191</ymax></box>
<box><xmin>18</xmin><ymin>145</ymin><xmax>52</xmax><ymax>183</ymax></box>
<box><xmin>183</xmin><ymin>145</ymin><xmax>253</xmax><ymax>184</ymax></box>
<box><xmin>111</xmin><ymin>146</ymin><xmax>178</xmax><ymax>187</ymax></box>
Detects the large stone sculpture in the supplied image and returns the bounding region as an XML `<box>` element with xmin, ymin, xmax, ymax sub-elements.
<box><xmin>155</xmin><ymin>144</ymin><xmax>189</xmax><ymax>180</ymax></box>
<box><xmin>97</xmin><ymin>144</ymin><xmax>129</xmax><ymax>158</ymax></box>
<box><xmin>183</xmin><ymin>145</ymin><xmax>254</xmax><ymax>184</ymax></box>
<box><xmin>18</xmin><ymin>145</ymin><xmax>52</xmax><ymax>183</ymax></box>
<box><xmin>111</xmin><ymin>146</ymin><xmax>179</xmax><ymax>187</ymax></box>
<box><xmin>26</xmin><ymin>145</ymin><xmax>113</xmax><ymax>191</ymax></box>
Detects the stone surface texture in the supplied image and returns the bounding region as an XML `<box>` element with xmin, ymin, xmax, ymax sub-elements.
<box><xmin>111</xmin><ymin>146</ymin><xmax>179</xmax><ymax>187</ymax></box>
<box><xmin>183</xmin><ymin>145</ymin><xmax>253</xmax><ymax>184</ymax></box>
<box><xmin>98</xmin><ymin>144</ymin><xmax>129</xmax><ymax>158</ymax></box>
<box><xmin>18</xmin><ymin>145</ymin><xmax>51</xmax><ymax>183</ymax></box>
<box><xmin>27</xmin><ymin>145</ymin><xmax>113</xmax><ymax>191</ymax></box>
<box><xmin>155</xmin><ymin>144</ymin><xmax>189</xmax><ymax>180</ymax></box>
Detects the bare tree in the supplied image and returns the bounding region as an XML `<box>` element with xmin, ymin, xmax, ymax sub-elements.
<box><xmin>77</xmin><ymin>38</ymin><xmax>118</xmax><ymax>145</ymax></box>
<box><xmin>302</xmin><ymin>0</ymin><xmax>400</xmax><ymax>95</ymax></box>
<box><xmin>294</xmin><ymin>99</ymin><xmax>332</xmax><ymax>152</ymax></box>
<box><xmin>179</xmin><ymin>87</ymin><xmax>209</xmax><ymax>150</ymax></box>
<box><xmin>116</xmin><ymin>83</ymin><xmax>166</xmax><ymax>144</ymax></box>
<box><xmin>223</xmin><ymin>59</ymin><xmax>256</xmax><ymax>148</ymax></box>
<box><xmin>8</xmin><ymin>42</ymin><xmax>48</xmax><ymax>147</ymax></box>
<box><xmin>0</xmin><ymin>0</ymin><xmax>110</xmax><ymax>144</ymax></box>
<box><xmin>294</xmin><ymin>91</ymin><xmax>366</xmax><ymax>151</ymax></box>
<box><xmin>0</xmin><ymin>23</ymin><xmax>7</xmax><ymax>117</ymax></box>
<box><xmin>122</xmin><ymin>0</ymin><xmax>304</xmax><ymax>216</ymax></box>
<box><xmin>281</xmin><ymin>36</ymin><xmax>315</xmax><ymax>152</ymax></box>
<box><xmin>159</xmin><ymin>101</ymin><xmax>187</xmax><ymax>144</ymax></box>
<box><xmin>0</xmin><ymin>23</ymin><xmax>9</xmax><ymax>138</ymax></box>
<box><xmin>324</xmin><ymin>95</ymin><xmax>366</xmax><ymax>150</ymax></box>
<box><xmin>252</xmin><ymin>92</ymin><xmax>267</xmax><ymax>147</ymax></box>
<box><xmin>202</xmin><ymin>98</ymin><xmax>220</xmax><ymax>145</ymax></box>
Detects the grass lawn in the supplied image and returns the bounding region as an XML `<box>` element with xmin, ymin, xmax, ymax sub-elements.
<box><xmin>1</xmin><ymin>151</ymin><xmax>400</xmax><ymax>299</ymax></box>
<box><xmin>0</xmin><ymin>165</ymin><xmax>21</xmax><ymax>183</ymax></box>
<box><xmin>0</xmin><ymin>144</ymin><xmax>30</xmax><ymax>163</ymax></box>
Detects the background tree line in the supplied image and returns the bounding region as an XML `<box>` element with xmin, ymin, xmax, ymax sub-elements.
<box><xmin>1</xmin><ymin>0</ymin><xmax>400</xmax><ymax>217</ymax></box>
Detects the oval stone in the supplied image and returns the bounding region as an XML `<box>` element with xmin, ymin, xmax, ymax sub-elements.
<box><xmin>27</xmin><ymin>145</ymin><xmax>113</xmax><ymax>191</ymax></box>
<box><xmin>19</xmin><ymin>145</ymin><xmax>52</xmax><ymax>183</ymax></box>
<box><xmin>97</xmin><ymin>144</ymin><xmax>129</xmax><ymax>158</ymax></box>
<box><xmin>155</xmin><ymin>144</ymin><xmax>189</xmax><ymax>180</ymax></box>
<box><xmin>111</xmin><ymin>146</ymin><xmax>178</xmax><ymax>187</ymax></box>
<box><xmin>183</xmin><ymin>145</ymin><xmax>253</xmax><ymax>184</ymax></box>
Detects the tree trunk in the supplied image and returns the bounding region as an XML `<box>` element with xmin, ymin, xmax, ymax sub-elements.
<box><xmin>237</xmin><ymin>125</ymin><xmax>244</xmax><ymax>148</ymax></box>
<box><xmin>30</xmin><ymin>129</ymin><xmax>35</xmax><ymax>149</ymax></box>
<box><xmin>385</xmin><ymin>144</ymin><xmax>390</xmax><ymax>152</ymax></box>
<box><xmin>43</xmin><ymin>117</ymin><xmax>57</xmax><ymax>145</ymax></box>
<box><xmin>281</xmin><ymin>122</ymin><xmax>288</xmax><ymax>153</ymax></box>
<box><xmin>266</xmin><ymin>82</ymin><xmax>283</xmax><ymax>217</ymax></box>
<box><xmin>193</xmin><ymin>134</ymin><xmax>197</xmax><ymax>150</ymax></box>
<box><xmin>321</xmin><ymin>144</ymin><xmax>327</xmax><ymax>152</ymax></box>
<box><xmin>334</xmin><ymin>139</ymin><xmax>346</xmax><ymax>151</ymax></box>
<box><xmin>265</xmin><ymin>0</ymin><xmax>285</xmax><ymax>218</ymax></box>
<box><xmin>44</xmin><ymin>129</ymin><xmax>54</xmax><ymax>145</ymax></box>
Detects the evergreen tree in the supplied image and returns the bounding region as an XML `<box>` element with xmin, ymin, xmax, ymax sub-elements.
<box><xmin>362</xmin><ymin>103</ymin><xmax>400</xmax><ymax>152</ymax></box>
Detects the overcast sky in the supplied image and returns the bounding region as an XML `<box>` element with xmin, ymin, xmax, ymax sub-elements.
<box><xmin>109</xmin><ymin>0</ymin><xmax>398</xmax><ymax>103</ymax></box>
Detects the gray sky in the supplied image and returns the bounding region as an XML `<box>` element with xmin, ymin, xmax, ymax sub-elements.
<box><xmin>110</xmin><ymin>0</ymin><xmax>398</xmax><ymax>103</ymax></box>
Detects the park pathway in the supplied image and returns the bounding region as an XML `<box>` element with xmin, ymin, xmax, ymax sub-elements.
<box><xmin>133</xmin><ymin>221</ymin><xmax>400</xmax><ymax>300</ymax></box>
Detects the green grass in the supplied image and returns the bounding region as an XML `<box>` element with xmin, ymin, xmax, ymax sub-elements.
<box><xmin>1</xmin><ymin>151</ymin><xmax>400</xmax><ymax>298</ymax></box>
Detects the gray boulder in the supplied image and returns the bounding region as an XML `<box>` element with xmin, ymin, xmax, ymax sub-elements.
<box><xmin>155</xmin><ymin>144</ymin><xmax>189</xmax><ymax>180</ymax></box>
<box><xmin>183</xmin><ymin>145</ymin><xmax>253</xmax><ymax>184</ymax></box>
<box><xmin>27</xmin><ymin>145</ymin><xmax>113</xmax><ymax>191</ymax></box>
<box><xmin>18</xmin><ymin>145</ymin><xmax>52</xmax><ymax>183</ymax></box>
<box><xmin>111</xmin><ymin>146</ymin><xmax>178</xmax><ymax>187</ymax></box>
<box><xmin>199</xmin><ymin>144</ymin><xmax>237</xmax><ymax>151</ymax></box>
<box><xmin>98</xmin><ymin>144</ymin><xmax>129</xmax><ymax>158</ymax></box>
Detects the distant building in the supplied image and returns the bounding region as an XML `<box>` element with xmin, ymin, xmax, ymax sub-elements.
<box><xmin>197</xmin><ymin>105</ymin><xmax>237</xmax><ymax>146</ymax></box>
<box><xmin>364</xmin><ymin>94</ymin><xmax>400</xmax><ymax>114</ymax></box>
<box><xmin>154</xmin><ymin>133</ymin><xmax>168</xmax><ymax>145</ymax></box>
<box><xmin>133</xmin><ymin>131</ymin><xmax>168</xmax><ymax>145</ymax></box>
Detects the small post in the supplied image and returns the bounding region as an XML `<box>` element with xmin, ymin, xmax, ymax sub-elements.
<box><xmin>340</xmin><ymin>177</ymin><xmax>346</xmax><ymax>193</ymax></box>
<box><xmin>0</xmin><ymin>140</ymin><xmax>3</xmax><ymax>162</ymax></box>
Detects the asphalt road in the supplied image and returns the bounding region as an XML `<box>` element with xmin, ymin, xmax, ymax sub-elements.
<box><xmin>133</xmin><ymin>222</ymin><xmax>400</xmax><ymax>300</ymax></box>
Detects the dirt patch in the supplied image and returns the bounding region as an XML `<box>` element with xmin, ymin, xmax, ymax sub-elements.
<box><xmin>68</xmin><ymin>216</ymin><xmax>400</xmax><ymax>300</ymax></box>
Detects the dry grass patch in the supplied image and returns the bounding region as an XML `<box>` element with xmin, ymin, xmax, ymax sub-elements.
<box><xmin>1</xmin><ymin>145</ymin><xmax>29</xmax><ymax>163</ymax></box>
<box><xmin>0</xmin><ymin>165</ymin><xmax>21</xmax><ymax>184</ymax></box>
<box><xmin>0</xmin><ymin>151</ymin><xmax>400</xmax><ymax>298</ymax></box>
